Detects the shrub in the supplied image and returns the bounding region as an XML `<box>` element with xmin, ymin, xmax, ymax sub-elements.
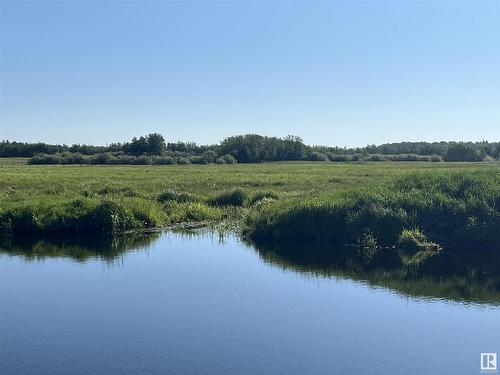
<box><xmin>215</xmin><ymin>157</ymin><xmax>226</xmax><ymax>164</ymax></box>
<box><xmin>190</xmin><ymin>156</ymin><xmax>208</xmax><ymax>164</ymax></box>
<box><xmin>309</xmin><ymin>151</ymin><xmax>329</xmax><ymax>161</ymax></box>
<box><xmin>200</xmin><ymin>150</ymin><xmax>217</xmax><ymax>164</ymax></box>
<box><xmin>208</xmin><ymin>188</ymin><xmax>248</xmax><ymax>207</ymax></box>
<box><xmin>351</xmin><ymin>154</ymin><xmax>364</xmax><ymax>161</ymax></box>
<box><xmin>28</xmin><ymin>154</ymin><xmax>63</xmax><ymax>165</ymax></box>
<box><xmin>91</xmin><ymin>153</ymin><xmax>112</xmax><ymax>164</ymax></box>
<box><xmin>177</xmin><ymin>157</ymin><xmax>191</xmax><ymax>165</ymax></box>
<box><xmin>115</xmin><ymin>155</ymin><xmax>137</xmax><ymax>164</ymax></box>
<box><xmin>153</xmin><ymin>156</ymin><xmax>176</xmax><ymax>165</ymax></box>
<box><xmin>61</xmin><ymin>152</ymin><xmax>86</xmax><ymax>164</ymax></box>
<box><xmin>365</xmin><ymin>154</ymin><xmax>387</xmax><ymax>162</ymax></box>
<box><xmin>222</xmin><ymin>154</ymin><xmax>237</xmax><ymax>164</ymax></box>
<box><xmin>328</xmin><ymin>154</ymin><xmax>352</xmax><ymax>162</ymax></box>
<box><xmin>134</xmin><ymin>155</ymin><xmax>153</xmax><ymax>165</ymax></box>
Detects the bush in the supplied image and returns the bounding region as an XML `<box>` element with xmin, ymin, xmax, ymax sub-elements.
<box><xmin>190</xmin><ymin>156</ymin><xmax>208</xmax><ymax>164</ymax></box>
<box><xmin>365</xmin><ymin>154</ymin><xmax>387</xmax><ymax>162</ymax></box>
<box><xmin>177</xmin><ymin>157</ymin><xmax>191</xmax><ymax>165</ymax></box>
<box><xmin>61</xmin><ymin>152</ymin><xmax>86</xmax><ymax>164</ymax></box>
<box><xmin>385</xmin><ymin>154</ymin><xmax>431</xmax><ymax>162</ymax></box>
<box><xmin>222</xmin><ymin>154</ymin><xmax>237</xmax><ymax>164</ymax></box>
<box><xmin>134</xmin><ymin>155</ymin><xmax>153</xmax><ymax>165</ymax></box>
<box><xmin>114</xmin><ymin>155</ymin><xmax>136</xmax><ymax>164</ymax></box>
<box><xmin>208</xmin><ymin>188</ymin><xmax>248</xmax><ymax>207</ymax></box>
<box><xmin>91</xmin><ymin>153</ymin><xmax>112</xmax><ymax>164</ymax></box>
<box><xmin>351</xmin><ymin>154</ymin><xmax>364</xmax><ymax>161</ymax></box>
<box><xmin>215</xmin><ymin>157</ymin><xmax>226</xmax><ymax>164</ymax></box>
<box><xmin>153</xmin><ymin>156</ymin><xmax>176</xmax><ymax>165</ymax></box>
<box><xmin>28</xmin><ymin>154</ymin><xmax>63</xmax><ymax>165</ymax></box>
<box><xmin>200</xmin><ymin>150</ymin><xmax>217</xmax><ymax>164</ymax></box>
<box><xmin>309</xmin><ymin>151</ymin><xmax>329</xmax><ymax>161</ymax></box>
<box><xmin>328</xmin><ymin>154</ymin><xmax>352</xmax><ymax>162</ymax></box>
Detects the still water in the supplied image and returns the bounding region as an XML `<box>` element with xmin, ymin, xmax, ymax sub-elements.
<box><xmin>1</xmin><ymin>231</ymin><xmax>499</xmax><ymax>375</ymax></box>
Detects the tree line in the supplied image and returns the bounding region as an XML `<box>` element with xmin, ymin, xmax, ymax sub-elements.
<box><xmin>1</xmin><ymin>133</ymin><xmax>499</xmax><ymax>163</ymax></box>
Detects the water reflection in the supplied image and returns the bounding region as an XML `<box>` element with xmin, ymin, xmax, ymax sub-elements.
<box><xmin>1</xmin><ymin>231</ymin><xmax>499</xmax><ymax>305</ymax></box>
<box><xmin>0</xmin><ymin>232</ymin><xmax>160</xmax><ymax>263</ymax></box>
<box><xmin>248</xmin><ymin>241</ymin><xmax>500</xmax><ymax>306</ymax></box>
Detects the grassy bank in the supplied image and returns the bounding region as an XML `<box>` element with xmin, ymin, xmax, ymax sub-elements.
<box><xmin>244</xmin><ymin>169</ymin><xmax>500</xmax><ymax>250</ymax></box>
<box><xmin>1</xmin><ymin>162</ymin><xmax>499</xmax><ymax>251</ymax></box>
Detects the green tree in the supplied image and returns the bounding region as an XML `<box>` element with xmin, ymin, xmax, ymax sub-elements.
<box><xmin>146</xmin><ymin>133</ymin><xmax>166</xmax><ymax>155</ymax></box>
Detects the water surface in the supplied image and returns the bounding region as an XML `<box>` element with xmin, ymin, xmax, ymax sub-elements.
<box><xmin>1</xmin><ymin>231</ymin><xmax>499</xmax><ymax>375</ymax></box>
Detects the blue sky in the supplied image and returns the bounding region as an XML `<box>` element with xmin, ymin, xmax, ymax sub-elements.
<box><xmin>1</xmin><ymin>1</ymin><xmax>499</xmax><ymax>147</ymax></box>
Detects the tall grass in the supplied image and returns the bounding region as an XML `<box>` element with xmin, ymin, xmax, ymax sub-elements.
<box><xmin>1</xmin><ymin>162</ymin><xmax>499</xmax><ymax>245</ymax></box>
<box><xmin>244</xmin><ymin>170</ymin><xmax>500</xmax><ymax>250</ymax></box>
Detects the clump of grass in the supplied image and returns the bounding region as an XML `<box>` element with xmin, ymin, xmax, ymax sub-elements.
<box><xmin>244</xmin><ymin>198</ymin><xmax>409</xmax><ymax>246</ymax></box>
<box><xmin>82</xmin><ymin>200</ymin><xmax>140</xmax><ymax>233</ymax></box>
<box><xmin>127</xmin><ymin>199</ymin><xmax>169</xmax><ymax>228</ymax></box>
<box><xmin>207</xmin><ymin>188</ymin><xmax>248</xmax><ymax>207</ymax></box>
<box><xmin>0</xmin><ymin>197</ymin><xmax>173</xmax><ymax>234</ymax></box>
<box><xmin>157</xmin><ymin>190</ymin><xmax>199</xmax><ymax>203</ymax></box>
<box><xmin>357</xmin><ymin>230</ymin><xmax>378</xmax><ymax>262</ymax></box>
<box><xmin>0</xmin><ymin>205</ymin><xmax>42</xmax><ymax>234</ymax></box>
<box><xmin>164</xmin><ymin>202</ymin><xmax>222</xmax><ymax>223</ymax></box>
<box><xmin>359</xmin><ymin>229</ymin><xmax>378</xmax><ymax>250</ymax></box>
<box><xmin>397</xmin><ymin>228</ymin><xmax>441</xmax><ymax>253</ymax></box>
<box><xmin>248</xmin><ymin>191</ymin><xmax>279</xmax><ymax>206</ymax></box>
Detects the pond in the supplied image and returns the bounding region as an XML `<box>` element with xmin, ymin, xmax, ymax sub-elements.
<box><xmin>1</xmin><ymin>231</ymin><xmax>499</xmax><ymax>375</ymax></box>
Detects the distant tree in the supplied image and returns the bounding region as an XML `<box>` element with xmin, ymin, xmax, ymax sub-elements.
<box><xmin>309</xmin><ymin>151</ymin><xmax>329</xmax><ymax>161</ymax></box>
<box><xmin>126</xmin><ymin>136</ymin><xmax>149</xmax><ymax>156</ymax></box>
<box><xmin>200</xmin><ymin>150</ymin><xmax>217</xmax><ymax>164</ymax></box>
<box><xmin>219</xmin><ymin>134</ymin><xmax>307</xmax><ymax>163</ymax></box>
<box><xmin>146</xmin><ymin>133</ymin><xmax>166</xmax><ymax>155</ymax></box>
<box><xmin>444</xmin><ymin>143</ymin><xmax>483</xmax><ymax>162</ymax></box>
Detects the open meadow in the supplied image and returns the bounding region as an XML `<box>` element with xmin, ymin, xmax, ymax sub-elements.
<box><xmin>3</xmin><ymin>161</ymin><xmax>499</xmax><ymax>204</ymax></box>
<box><xmin>1</xmin><ymin>161</ymin><xmax>499</xmax><ymax>253</ymax></box>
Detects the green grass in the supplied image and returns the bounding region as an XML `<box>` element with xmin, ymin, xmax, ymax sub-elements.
<box><xmin>0</xmin><ymin>157</ymin><xmax>29</xmax><ymax>167</ymax></box>
<box><xmin>243</xmin><ymin>167</ymin><xmax>500</xmax><ymax>250</ymax></box>
<box><xmin>1</xmin><ymin>162</ymin><xmax>499</xmax><ymax>249</ymax></box>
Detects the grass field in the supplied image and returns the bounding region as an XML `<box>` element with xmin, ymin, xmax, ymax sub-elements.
<box><xmin>2</xmin><ymin>161</ymin><xmax>498</xmax><ymax>201</ymax></box>
<box><xmin>1</xmin><ymin>162</ymin><xmax>500</xmax><ymax>252</ymax></box>
<box><xmin>0</xmin><ymin>157</ymin><xmax>29</xmax><ymax>167</ymax></box>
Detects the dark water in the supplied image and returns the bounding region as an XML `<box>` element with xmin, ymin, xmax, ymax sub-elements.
<box><xmin>1</xmin><ymin>231</ymin><xmax>499</xmax><ymax>375</ymax></box>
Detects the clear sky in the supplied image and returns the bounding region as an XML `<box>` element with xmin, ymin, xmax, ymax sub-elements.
<box><xmin>0</xmin><ymin>1</ymin><xmax>499</xmax><ymax>147</ymax></box>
